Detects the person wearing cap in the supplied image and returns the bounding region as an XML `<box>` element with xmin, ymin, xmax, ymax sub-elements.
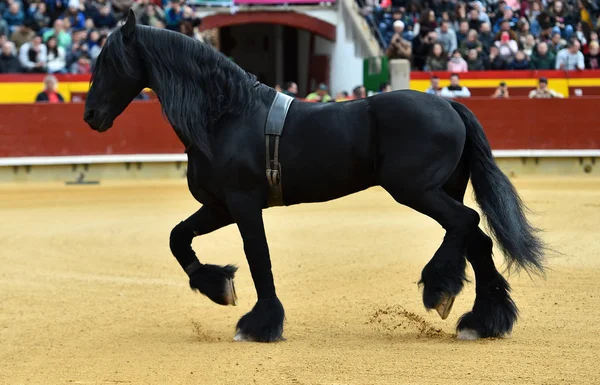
<box><xmin>491</xmin><ymin>81</ymin><xmax>510</xmax><ymax>99</ymax></box>
<box><xmin>528</xmin><ymin>78</ymin><xmax>564</xmax><ymax>98</ymax></box>
<box><xmin>386</xmin><ymin>20</ymin><xmax>412</xmax><ymax>60</ymax></box>
<box><xmin>305</xmin><ymin>83</ymin><xmax>332</xmax><ymax>103</ymax></box>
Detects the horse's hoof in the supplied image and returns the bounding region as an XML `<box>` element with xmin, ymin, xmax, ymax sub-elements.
<box><xmin>233</xmin><ymin>330</ymin><xmax>286</xmax><ymax>342</ymax></box>
<box><xmin>233</xmin><ymin>330</ymin><xmax>251</xmax><ymax>342</ymax></box>
<box><xmin>224</xmin><ymin>278</ymin><xmax>237</xmax><ymax>306</ymax></box>
<box><xmin>457</xmin><ymin>328</ymin><xmax>480</xmax><ymax>340</ymax></box>
<box><xmin>435</xmin><ymin>293</ymin><xmax>456</xmax><ymax>320</ymax></box>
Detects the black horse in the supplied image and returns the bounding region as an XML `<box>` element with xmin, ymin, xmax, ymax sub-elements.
<box><xmin>83</xmin><ymin>11</ymin><xmax>546</xmax><ymax>343</ymax></box>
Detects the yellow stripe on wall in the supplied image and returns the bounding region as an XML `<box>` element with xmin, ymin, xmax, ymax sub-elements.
<box><xmin>0</xmin><ymin>82</ymin><xmax>90</xmax><ymax>103</ymax></box>
<box><xmin>1</xmin><ymin>78</ymin><xmax>599</xmax><ymax>103</ymax></box>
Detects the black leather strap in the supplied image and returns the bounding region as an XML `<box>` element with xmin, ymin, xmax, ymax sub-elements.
<box><xmin>265</xmin><ymin>92</ymin><xmax>294</xmax><ymax>207</ymax></box>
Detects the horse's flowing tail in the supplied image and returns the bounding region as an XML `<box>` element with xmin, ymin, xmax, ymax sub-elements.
<box><xmin>449</xmin><ymin>100</ymin><xmax>546</xmax><ymax>275</ymax></box>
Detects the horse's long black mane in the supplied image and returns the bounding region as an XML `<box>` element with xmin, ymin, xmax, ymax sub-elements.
<box><xmin>93</xmin><ymin>24</ymin><xmax>265</xmax><ymax>160</ymax></box>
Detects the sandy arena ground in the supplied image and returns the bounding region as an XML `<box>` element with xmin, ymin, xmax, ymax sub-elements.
<box><xmin>1</xmin><ymin>176</ymin><xmax>599</xmax><ymax>384</ymax></box>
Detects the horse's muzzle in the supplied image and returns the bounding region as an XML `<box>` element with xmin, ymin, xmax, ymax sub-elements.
<box><xmin>83</xmin><ymin>109</ymin><xmax>111</xmax><ymax>132</ymax></box>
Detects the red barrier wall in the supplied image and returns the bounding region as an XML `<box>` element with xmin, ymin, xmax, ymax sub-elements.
<box><xmin>461</xmin><ymin>98</ymin><xmax>600</xmax><ymax>150</ymax></box>
<box><xmin>0</xmin><ymin>102</ymin><xmax>182</xmax><ymax>157</ymax></box>
<box><xmin>0</xmin><ymin>99</ymin><xmax>598</xmax><ymax>158</ymax></box>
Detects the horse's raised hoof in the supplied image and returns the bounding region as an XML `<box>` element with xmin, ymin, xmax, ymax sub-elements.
<box><xmin>189</xmin><ymin>264</ymin><xmax>239</xmax><ymax>306</ymax></box>
<box><xmin>457</xmin><ymin>328</ymin><xmax>480</xmax><ymax>340</ymax></box>
<box><xmin>234</xmin><ymin>297</ymin><xmax>285</xmax><ymax>343</ymax></box>
<box><xmin>434</xmin><ymin>293</ymin><xmax>456</xmax><ymax>320</ymax></box>
<box><xmin>224</xmin><ymin>277</ymin><xmax>238</xmax><ymax>306</ymax></box>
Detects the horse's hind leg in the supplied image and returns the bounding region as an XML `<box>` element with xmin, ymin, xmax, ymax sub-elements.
<box><xmin>443</xmin><ymin>166</ymin><xmax>518</xmax><ymax>340</ymax></box>
<box><xmin>384</xmin><ymin>184</ymin><xmax>479</xmax><ymax>318</ymax></box>
<box><xmin>170</xmin><ymin>205</ymin><xmax>238</xmax><ymax>306</ymax></box>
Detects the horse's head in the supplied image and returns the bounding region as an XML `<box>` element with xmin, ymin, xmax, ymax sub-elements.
<box><xmin>84</xmin><ymin>10</ymin><xmax>147</xmax><ymax>132</ymax></box>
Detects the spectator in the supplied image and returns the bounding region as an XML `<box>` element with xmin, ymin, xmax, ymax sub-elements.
<box><xmin>478</xmin><ymin>22</ymin><xmax>494</xmax><ymax>53</ymax></box>
<box><xmin>386</xmin><ymin>21</ymin><xmax>412</xmax><ymax>60</ymax></box>
<box><xmin>426</xmin><ymin>43</ymin><xmax>448</xmax><ymax>71</ymax></box>
<box><xmin>548</xmin><ymin>31</ymin><xmax>566</xmax><ymax>53</ymax></box>
<box><xmin>29</xmin><ymin>2</ymin><xmax>51</xmax><ymax>30</ymax></box>
<box><xmin>0</xmin><ymin>41</ymin><xmax>22</xmax><ymax>73</ymax></box>
<box><xmin>456</xmin><ymin>20</ymin><xmax>470</xmax><ymax>47</ymax></box>
<box><xmin>112</xmin><ymin>0</ymin><xmax>134</xmax><ymax>19</ymax></box>
<box><xmin>491</xmin><ymin>81</ymin><xmax>510</xmax><ymax>98</ymax></box>
<box><xmin>495</xmin><ymin>31</ymin><xmax>518</xmax><ymax>61</ymax></box>
<box><xmin>529</xmin><ymin>77</ymin><xmax>564</xmax><ymax>98</ymax></box>
<box><xmin>531</xmin><ymin>42</ymin><xmax>556</xmax><ymax>69</ymax></box>
<box><xmin>0</xmin><ymin>18</ymin><xmax>8</xmax><ymax>38</ymax></box>
<box><xmin>61</xmin><ymin>0</ymin><xmax>86</xmax><ymax>31</ymax></box>
<box><xmin>585</xmin><ymin>41</ymin><xmax>600</xmax><ymax>69</ymax></box>
<box><xmin>447</xmin><ymin>49</ymin><xmax>468</xmax><ymax>72</ymax></box>
<box><xmin>435</xmin><ymin>20</ymin><xmax>457</xmax><ymax>55</ymax></box>
<box><xmin>70</xmin><ymin>52</ymin><xmax>92</xmax><ymax>74</ymax></box>
<box><xmin>379</xmin><ymin>82</ymin><xmax>392</xmax><ymax>93</ymax></box>
<box><xmin>43</xmin><ymin>19</ymin><xmax>72</xmax><ymax>50</ymax></box>
<box><xmin>486</xmin><ymin>45</ymin><xmax>508</xmax><ymax>69</ymax></box>
<box><xmin>3</xmin><ymin>2</ymin><xmax>25</xmax><ymax>35</ymax></box>
<box><xmin>467</xmin><ymin>48</ymin><xmax>485</xmax><ymax>70</ymax></box>
<box><xmin>509</xmin><ymin>50</ymin><xmax>531</xmax><ymax>69</ymax></box>
<box><xmin>10</xmin><ymin>21</ymin><xmax>36</xmax><ymax>50</ymax></box>
<box><xmin>352</xmin><ymin>85</ymin><xmax>367</xmax><ymax>99</ymax></box>
<box><xmin>516</xmin><ymin>19</ymin><xmax>532</xmax><ymax>45</ymax></box>
<box><xmin>282</xmin><ymin>81</ymin><xmax>298</xmax><ymax>97</ymax></box>
<box><xmin>305</xmin><ymin>83</ymin><xmax>332</xmax><ymax>102</ymax></box>
<box><xmin>412</xmin><ymin>30</ymin><xmax>438</xmax><ymax>70</ymax></box>
<box><xmin>459</xmin><ymin>29</ymin><xmax>483</xmax><ymax>57</ymax></box>
<box><xmin>424</xmin><ymin>75</ymin><xmax>441</xmax><ymax>96</ymax></box>
<box><xmin>35</xmin><ymin>75</ymin><xmax>65</xmax><ymax>103</ymax></box>
<box><xmin>550</xmin><ymin>1</ymin><xmax>574</xmax><ymax>41</ymax></box>
<box><xmin>140</xmin><ymin>4</ymin><xmax>166</xmax><ymax>28</ymax></box>
<box><xmin>90</xmin><ymin>34</ymin><xmax>106</xmax><ymax>65</ymax></box>
<box><xmin>335</xmin><ymin>91</ymin><xmax>351</xmax><ymax>101</ymax></box>
<box><xmin>441</xmin><ymin>73</ymin><xmax>471</xmax><ymax>98</ymax></box>
<box><xmin>419</xmin><ymin>9</ymin><xmax>438</xmax><ymax>36</ymax></box>
<box><xmin>93</xmin><ymin>5</ymin><xmax>118</xmax><ymax>29</ymax></box>
<box><xmin>522</xmin><ymin>34</ymin><xmax>537</xmax><ymax>57</ymax></box>
<box><xmin>181</xmin><ymin>5</ymin><xmax>201</xmax><ymax>29</ymax></box>
<box><xmin>555</xmin><ymin>39</ymin><xmax>585</xmax><ymax>70</ymax></box>
<box><xmin>46</xmin><ymin>36</ymin><xmax>67</xmax><ymax>74</ymax></box>
<box><xmin>179</xmin><ymin>21</ymin><xmax>201</xmax><ymax>40</ymax></box>
<box><xmin>19</xmin><ymin>34</ymin><xmax>47</xmax><ymax>73</ymax></box>
<box><xmin>164</xmin><ymin>0</ymin><xmax>183</xmax><ymax>31</ymax></box>
<box><xmin>493</xmin><ymin>8</ymin><xmax>519</xmax><ymax>34</ymax></box>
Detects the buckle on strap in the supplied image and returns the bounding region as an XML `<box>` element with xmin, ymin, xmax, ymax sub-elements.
<box><xmin>264</xmin><ymin>92</ymin><xmax>293</xmax><ymax>207</ymax></box>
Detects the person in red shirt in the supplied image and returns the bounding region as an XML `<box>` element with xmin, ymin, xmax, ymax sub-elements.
<box><xmin>35</xmin><ymin>75</ymin><xmax>64</xmax><ymax>103</ymax></box>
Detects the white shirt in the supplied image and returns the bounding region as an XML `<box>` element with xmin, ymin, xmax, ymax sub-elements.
<box><xmin>555</xmin><ymin>48</ymin><xmax>585</xmax><ymax>70</ymax></box>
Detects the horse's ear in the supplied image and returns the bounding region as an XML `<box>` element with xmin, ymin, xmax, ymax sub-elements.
<box><xmin>122</xmin><ymin>9</ymin><xmax>136</xmax><ymax>40</ymax></box>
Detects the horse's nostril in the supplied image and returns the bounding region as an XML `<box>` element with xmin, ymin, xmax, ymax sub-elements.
<box><xmin>84</xmin><ymin>110</ymin><xmax>95</xmax><ymax>122</ymax></box>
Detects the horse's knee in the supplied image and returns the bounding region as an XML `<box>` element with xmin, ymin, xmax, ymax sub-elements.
<box><xmin>169</xmin><ymin>221</ymin><xmax>195</xmax><ymax>253</ymax></box>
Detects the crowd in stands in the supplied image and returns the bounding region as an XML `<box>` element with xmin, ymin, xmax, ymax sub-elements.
<box><xmin>360</xmin><ymin>0</ymin><xmax>600</xmax><ymax>71</ymax></box>
<box><xmin>0</xmin><ymin>0</ymin><xmax>209</xmax><ymax>74</ymax></box>
<box><xmin>274</xmin><ymin>81</ymin><xmax>390</xmax><ymax>102</ymax></box>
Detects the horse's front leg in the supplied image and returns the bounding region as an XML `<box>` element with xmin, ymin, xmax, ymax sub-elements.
<box><xmin>226</xmin><ymin>191</ymin><xmax>285</xmax><ymax>342</ymax></box>
<box><xmin>170</xmin><ymin>205</ymin><xmax>238</xmax><ymax>305</ymax></box>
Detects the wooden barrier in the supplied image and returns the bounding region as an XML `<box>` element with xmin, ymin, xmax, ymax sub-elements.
<box><xmin>0</xmin><ymin>98</ymin><xmax>598</xmax><ymax>159</ymax></box>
